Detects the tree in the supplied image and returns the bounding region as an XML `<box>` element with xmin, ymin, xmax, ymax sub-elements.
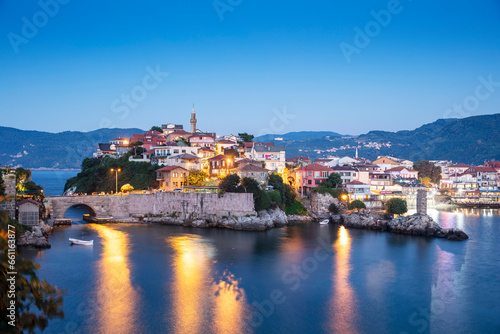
<box><xmin>120</xmin><ymin>184</ymin><xmax>134</xmax><ymax>193</ymax></box>
<box><xmin>413</xmin><ymin>160</ymin><xmax>442</xmax><ymax>184</ymax></box>
<box><xmin>267</xmin><ymin>190</ymin><xmax>282</xmax><ymax>208</ymax></box>
<box><xmin>241</xmin><ymin>177</ymin><xmax>270</xmax><ymax>211</ymax></box>
<box><xmin>129</xmin><ymin>141</ymin><xmax>144</xmax><ymax>156</ymax></box>
<box><xmin>15</xmin><ymin>168</ymin><xmax>31</xmax><ymax>183</ymax></box>
<box><xmin>385</xmin><ymin>198</ymin><xmax>408</xmax><ymax>216</ymax></box>
<box><xmin>349</xmin><ymin>200</ymin><xmax>366</xmax><ymax>211</ymax></box>
<box><xmin>283</xmin><ymin>184</ymin><xmax>297</xmax><ymax>207</ymax></box>
<box><xmin>150</xmin><ymin>126</ymin><xmax>163</xmax><ymax>132</ymax></box>
<box><xmin>1</xmin><ymin>207</ymin><xmax>64</xmax><ymax>332</ymax></box>
<box><xmin>268</xmin><ymin>173</ymin><xmax>285</xmax><ymax>201</ymax></box>
<box><xmin>0</xmin><ymin>174</ymin><xmax>5</xmax><ymax>197</ymax></box>
<box><xmin>320</xmin><ymin>173</ymin><xmax>342</xmax><ymax>189</ymax></box>
<box><xmin>219</xmin><ymin>174</ymin><xmax>243</xmax><ymax>194</ymax></box>
<box><xmin>187</xmin><ymin>170</ymin><xmax>209</xmax><ymax>186</ymax></box>
<box><xmin>329</xmin><ymin>202</ymin><xmax>343</xmax><ymax>214</ymax></box>
<box><xmin>238</xmin><ymin>133</ymin><xmax>254</xmax><ymax>142</ymax></box>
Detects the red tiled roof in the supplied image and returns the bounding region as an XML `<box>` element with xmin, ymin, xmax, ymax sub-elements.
<box><xmin>472</xmin><ymin>166</ymin><xmax>497</xmax><ymax>173</ymax></box>
<box><xmin>448</xmin><ymin>163</ymin><xmax>471</xmax><ymax>168</ymax></box>
<box><xmin>331</xmin><ymin>166</ymin><xmax>357</xmax><ymax>171</ymax></box>
<box><xmin>157</xmin><ymin>166</ymin><xmax>188</xmax><ymax>172</ymax></box>
<box><xmin>298</xmin><ymin>162</ymin><xmax>333</xmax><ymax>172</ymax></box>
<box><xmin>243</xmin><ymin>142</ymin><xmax>274</xmax><ymax>148</ymax></box>
<box><xmin>217</xmin><ymin>139</ymin><xmax>237</xmax><ymax>144</ymax></box>
<box><xmin>169</xmin><ymin>130</ymin><xmax>191</xmax><ymax>136</ymax></box>
<box><xmin>238</xmin><ymin>164</ymin><xmax>270</xmax><ymax>172</ymax></box>
<box><xmin>208</xmin><ymin>155</ymin><xmax>228</xmax><ymax>161</ymax></box>
<box><xmin>344</xmin><ymin>181</ymin><xmax>368</xmax><ymax>186</ymax></box>
<box><xmin>17</xmin><ymin>199</ymin><xmax>41</xmax><ymax>206</ymax></box>
<box><xmin>385</xmin><ymin>166</ymin><xmax>410</xmax><ymax>172</ymax></box>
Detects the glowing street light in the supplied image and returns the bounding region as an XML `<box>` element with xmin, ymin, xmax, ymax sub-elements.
<box><xmin>226</xmin><ymin>158</ymin><xmax>231</xmax><ymax>175</ymax></box>
<box><xmin>110</xmin><ymin>168</ymin><xmax>121</xmax><ymax>194</ymax></box>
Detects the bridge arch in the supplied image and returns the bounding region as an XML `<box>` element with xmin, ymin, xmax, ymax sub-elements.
<box><xmin>64</xmin><ymin>203</ymin><xmax>97</xmax><ymax>218</ymax></box>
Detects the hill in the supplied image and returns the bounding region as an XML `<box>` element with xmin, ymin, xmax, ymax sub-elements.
<box><xmin>0</xmin><ymin>127</ymin><xmax>144</xmax><ymax>169</ymax></box>
<box><xmin>262</xmin><ymin>114</ymin><xmax>500</xmax><ymax>164</ymax></box>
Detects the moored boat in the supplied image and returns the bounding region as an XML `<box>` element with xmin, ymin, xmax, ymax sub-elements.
<box><xmin>69</xmin><ymin>238</ymin><xmax>94</xmax><ymax>246</ymax></box>
<box><xmin>319</xmin><ymin>219</ymin><xmax>329</xmax><ymax>225</ymax></box>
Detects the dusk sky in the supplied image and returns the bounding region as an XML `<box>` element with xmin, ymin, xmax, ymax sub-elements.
<box><xmin>1</xmin><ymin>0</ymin><xmax>499</xmax><ymax>136</ymax></box>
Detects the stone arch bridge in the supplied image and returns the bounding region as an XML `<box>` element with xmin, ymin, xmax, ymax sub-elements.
<box><xmin>44</xmin><ymin>192</ymin><xmax>254</xmax><ymax>221</ymax></box>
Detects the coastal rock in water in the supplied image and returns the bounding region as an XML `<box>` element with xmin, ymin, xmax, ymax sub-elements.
<box><xmin>335</xmin><ymin>212</ymin><xmax>468</xmax><ymax>241</ymax></box>
<box><xmin>310</xmin><ymin>193</ymin><xmax>348</xmax><ymax>219</ymax></box>
<box><xmin>17</xmin><ymin>224</ymin><xmax>52</xmax><ymax>249</ymax></box>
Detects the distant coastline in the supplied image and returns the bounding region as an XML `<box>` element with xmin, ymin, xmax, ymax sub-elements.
<box><xmin>30</xmin><ymin>168</ymin><xmax>81</xmax><ymax>171</ymax></box>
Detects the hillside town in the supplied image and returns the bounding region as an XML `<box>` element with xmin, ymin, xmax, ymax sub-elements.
<box><xmin>89</xmin><ymin>107</ymin><xmax>500</xmax><ymax>206</ymax></box>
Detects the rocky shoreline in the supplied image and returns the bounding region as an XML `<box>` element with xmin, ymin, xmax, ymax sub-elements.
<box><xmin>329</xmin><ymin>212</ymin><xmax>469</xmax><ymax>241</ymax></box>
<box><xmin>17</xmin><ymin>221</ymin><xmax>53</xmax><ymax>248</ymax></box>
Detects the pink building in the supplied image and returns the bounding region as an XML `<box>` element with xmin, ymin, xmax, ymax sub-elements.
<box><xmin>296</xmin><ymin>162</ymin><xmax>334</xmax><ymax>196</ymax></box>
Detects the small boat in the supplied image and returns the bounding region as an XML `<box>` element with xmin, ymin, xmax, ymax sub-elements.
<box><xmin>319</xmin><ymin>219</ymin><xmax>329</xmax><ymax>225</ymax></box>
<box><xmin>69</xmin><ymin>238</ymin><xmax>94</xmax><ymax>246</ymax></box>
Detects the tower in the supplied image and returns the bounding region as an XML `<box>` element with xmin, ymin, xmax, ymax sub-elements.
<box><xmin>355</xmin><ymin>147</ymin><xmax>358</xmax><ymax>159</ymax></box>
<box><xmin>190</xmin><ymin>104</ymin><xmax>197</xmax><ymax>134</ymax></box>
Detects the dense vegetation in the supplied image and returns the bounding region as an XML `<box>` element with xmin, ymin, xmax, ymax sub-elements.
<box><xmin>64</xmin><ymin>155</ymin><xmax>160</xmax><ymax>194</ymax></box>
<box><xmin>312</xmin><ymin>172</ymin><xmax>345</xmax><ymax>199</ymax></box>
<box><xmin>349</xmin><ymin>200</ymin><xmax>366</xmax><ymax>211</ymax></box>
<box><xmin>385</xmin><ymin>198</ymin><xmax>408</xmax><ymax>216</ymax></box>
<box><xmin>219</xmin><ymin>173</ymin><xmax>305</xmax><ymax>214</ymax></box>
<box><xmin>413</xmin><ymin>160</ymin><xmax>442</xmax><ymax>184</ymax></box>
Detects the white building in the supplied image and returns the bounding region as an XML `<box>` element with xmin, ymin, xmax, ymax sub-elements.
<box><xmin>248</xmin><ymin>144</ymin><xmax>286</xmax><ymax>174</ymax></box>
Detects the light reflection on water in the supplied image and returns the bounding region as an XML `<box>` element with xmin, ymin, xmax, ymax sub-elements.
<box><xmin>91</xmin><ymin>224</ymin><xmax>140</xmax><ymax>334</ymax></box>
<box><xmin>168</xmin><ymin>235</ymin><xmax>248</xmax><ymax>334</ymax></box>
<box><xmin>329</xmin><ymin>226</ymin><xmax>358</xmax><ymax>334</ymax></box>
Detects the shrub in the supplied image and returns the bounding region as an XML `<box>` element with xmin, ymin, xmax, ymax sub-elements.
<box><xmin>349</xmin><ymin>200</ymin><xmax>366</xmax><ymax>211</ymax></box>
<box><xmin>255</xmin><ymin>190</ymin><xmax>271</xmax><ymax>211</ymax></box>
<box><xmin>219</xmin><ymin>174</ymin><xmax>243</xmax><ymax>194</ymax></box>
<box><xmin>120</xmin><ymin>184</ymin><xmax>134</xmax><ymax>193</ymax></box>
<box><xmin>283</xmin><ymin>184</ymin><xmax>297</xmax><ymax>206</ymax></box>
<box><xmin>329</xmin><ymin>202</ymin><xmax>343</xmax><ymax>214</ymax></box>
<box><xmin>268</xmin><ymin>190</ymin><xmax>282</xmax><ymax>208</ymax></box>
<box><xmin>314</xmin><ymin>186</ymin><xmax>344</xmax><ymax>199</ymax></box>
<box><xmin>385</xmin><ymin>198</ymin><xmax>408</xmax><ymax>216</ymax></box>
<box><xmin>285</xmin><ymin>200</ymin><xmax>307</xmax><ymax>215</ymax></box>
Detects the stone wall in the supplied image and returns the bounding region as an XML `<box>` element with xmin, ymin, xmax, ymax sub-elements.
<box><xmin>46</xmin><ymin>192</ymin><xmax>255</xmax><ymax>219</ymax></box>
<box><xmin>0</xmin><ymin>174</ymin><xmax>16</xmax><ymax>219</ymax></box>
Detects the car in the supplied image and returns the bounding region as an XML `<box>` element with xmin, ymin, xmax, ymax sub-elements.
<box><xmin>172</xmin><ymin>188</ymin><xmax>183</xmax><ymax>193</ymax></box>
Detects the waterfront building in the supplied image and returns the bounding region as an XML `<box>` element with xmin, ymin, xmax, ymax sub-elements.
<box><xmin>384</xmin><ymin>166</ymin><xmax>419</xmax><ymax>180</ymax></box>
<box><xmin>247</xmin><ymin>144</ymin><xmax>286</xmax><ymax>174</ymax></box>
<box><xmin>207</xmin><ymin>155</ymin><xmax>234</xmax><ymax>177</ymax></box>
<box><xmin>296</xmin><ymin>162</ymin><xmax>334</xmax><ymax>196</ymax></box>
<box><xmin>156</xmin><ymin>166</ymin><xmax>188</xmax><ymax>190</ymax></box>
<box><xmin>442</xmin><ymin>163</ymin><xmax>471</xmax><ymax>180</ymax></box>
<box><xmin>17</xmin><ymin>198</ymin><xmax>41</xmax><ymax>227</ymax></box>
<box><xmin>344</xmin><ymin>181</ymin><xmax>371</xmax><ymax>200</ymax></box>
<box><xmin>166</xmin><ymin>153</ymin><xmax>201</xmax><ymax>170</ymax></box>
<box><xmin>234</xmin><ymin>164</ymin><xmax>270</xmax><ymax>186</ymax></box>
<box><xmin>331</xmin><ymin>165</ymin><xmax>359</xmax><ymax>184</ymax></box>
<box><xmin>372</xmin><ymin>156</ymin><xmax>400</xmax><ymax>171</ymax></box>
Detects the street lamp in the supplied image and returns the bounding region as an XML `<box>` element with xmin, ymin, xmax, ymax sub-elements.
<box><xmin>110</xmin><ymin>168</ymin><xmax>121</xmax><ymax>194</ymax></box>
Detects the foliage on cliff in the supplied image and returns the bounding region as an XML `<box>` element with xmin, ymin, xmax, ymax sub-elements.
<box><xmin>64</xmin><ymin>155</ymin><xmax>160</xmax><ymax>194</ymax></box>
<box><xmin>414</xmin><ymin>160</ymin><xmax>442</xmax><ymax>184</ymax></box>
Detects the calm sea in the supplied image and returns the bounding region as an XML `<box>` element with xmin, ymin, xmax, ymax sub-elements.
<box><xmin>21</xmin><ymin>171</ymin><xmax>500</xmax><ymax>334</ymax></box>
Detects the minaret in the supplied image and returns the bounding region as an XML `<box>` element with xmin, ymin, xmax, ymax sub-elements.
<box><xmin>355</xmin><ymin>147</ymin><xmax>358</xmax><ymax>159</ymax></box>
<box><xmin>190</xmin><ymin>104</ymin><xmax>197</xmax><ymax>133</ymax></box>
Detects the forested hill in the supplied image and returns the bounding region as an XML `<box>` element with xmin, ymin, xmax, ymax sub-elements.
<box><xmin>0</xmin><ymin>127</ymin><xmax>143</xmax><ymax>169</ymax></box>
<box><xmin>254</xmin><ymin>114</ymin><xmax>500</xmax><ymax>164</ymax></box>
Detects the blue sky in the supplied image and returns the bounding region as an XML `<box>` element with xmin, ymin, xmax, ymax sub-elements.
<box><xmin>1</xmin><ymin>0</ymin><xmax>499</xmax><ymax>136</ymax></box>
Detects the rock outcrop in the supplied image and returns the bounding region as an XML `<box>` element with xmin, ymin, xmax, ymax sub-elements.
<box><xmin>334</xmin><ymin>212</ymin><xmax>468</xmax><ymax>241</ymax></box>
<box><xmin>17</xmin><ymin>221</ymin><xmax>53</xmax><ymax>248</ymax></box>
<box><xmin>310</xmin><ymin>193</ymin><xmax>348</xmax><ymax>219</ymax></box>
<box><xmin>139</xmin><ymin>208</ymin><xmax>288</xmax><ymax>231</ymax></box>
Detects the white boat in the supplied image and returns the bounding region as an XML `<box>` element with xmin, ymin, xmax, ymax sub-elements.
<box><xmin>69</xmin><ymin>238</ymin><xmax>94</xmax><ymax>246</ymax></box>
<box><xmin>319</xmin><ymin>219</ymin><xmax>329</xmax><ymax>225</ymax></box>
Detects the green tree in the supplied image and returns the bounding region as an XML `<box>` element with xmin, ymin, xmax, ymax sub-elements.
<box><xmin>268</xmin><ymin>173</ymin><xmax>285</xmax><ymax>201</ymax></box>
<box><xmin>241</xmin><ymin>177</ymin><xmax>270</xmax><ymax>211</ymax></box>
<box><xmin>15</xmin><ymin>168</ymin><xmax>31</xmax><ymax>183</ymax></box>
<box><xmin>129</xmin><ymin>141</ymin><xmax>144</xmax><ymax>156</ymax></box>
<box><xmin>187</xmin><ymin>169</ymin><xmax>209</xmax><ymax>186</ymax></box>
<box><xmin>1</xmin><ymin>203</ymin><xmax>65</xmax><ymax>333</ymax></box>
<box><xmin>413</xmin><ymin>160</ymin><xmax>442</xmax><ymax>184</ymax></box>
<box><xmin>385</xmin><ymin>198</ymin><xmax>408</xmax><ymax>216</ymax></box>
<box><xmin>150</xmin><ymin>126</ymin><xmax>163</xmax><ymax>132</ymax></box>
<box><xmin>219</xmin><ymin>174</ymin><xmax>243</xmax><ymax>194</ymax></box>
<box><xmin>267</xmin><ymin>190</ymin><xmax>282</xmax><ymax>208</ymax></box>
<box><xmin>349</xmin><ymin>200</ymin><xmax>366</xmax><ymax>211</ymax></box>
<box><xmin>320</xmin><ymin>173</ymin><xmax>342</xmax><ymax>189</ymax></box>
<box><xmin>329</xmin><ymin>202</ymin><xmax>343</xmax><ymax>214</ymax></box>
<box><xmin>238</xmin><ymin>133</ymin><xmax>254</xmax><ymax>142</ymax></box>
<box><xmin>0</xmin><ymin>174</ymin><xmax>5</xmax><ymax>197</ymax></box>
<box><xmin>283</xmin><ymin>184</ymin><xmax>297</xmax><ymax>207</ymax></box>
